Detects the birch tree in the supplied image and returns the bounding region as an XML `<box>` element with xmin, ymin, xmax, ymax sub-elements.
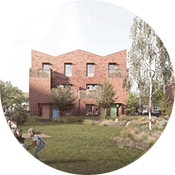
<box><xmin>128</xmin><ymin>16</ymin><xmax>173</xmax><ymax>132</ymax></box>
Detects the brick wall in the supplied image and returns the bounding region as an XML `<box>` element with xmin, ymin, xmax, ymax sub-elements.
<box><xmin>29</xmin><ymin>69</ymin><xmax>52</xmax><ymax>117</ymax></box>
<box><xmin>29</xmin><ymin>49</ymin><xmax>128</xmax><ymax>117</ymax></box>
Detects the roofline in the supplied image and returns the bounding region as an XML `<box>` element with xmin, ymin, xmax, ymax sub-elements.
<box><xmin>103</xmin><ymin>49</ymin><xmax>127</xmax><ymax>57</ymax></box>
<box><xmin>31</xmin><ymin>49</ymin><xmax>55</xmax><ymax>57</ymax></box>
<box><xmin>31</xmin><ymin>49</ymin><xmax>127</xmax><ymax>57</ymax></box>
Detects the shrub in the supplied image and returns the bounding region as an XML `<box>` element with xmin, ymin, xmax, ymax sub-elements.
<box><xmin>11</xmin><ymin>105</ymin><xmax>28</xmax><ymax>125</ymax></box>
<box><xmin>121</xmin><ymin>129</ymin><xmax>134</xmax><ymax>139</ymax></box>
<box><xmin>83</xmin><ymin>119</ymin><xmax>98</xmax><ymax>125</ymax></box>
<box><xmin>52</xmin><ymin>117</ymin><xmax>68</xmax><ymax>123</ymax></box>
<box><xmin>27</xmin><ymin>116</ymin><xmax>39</xmax><ymax>124</ymax></box>
<box><xmin>98</xmin><ymin>119</ymin><xmax>114</xmax><ymax>126</ymax></box>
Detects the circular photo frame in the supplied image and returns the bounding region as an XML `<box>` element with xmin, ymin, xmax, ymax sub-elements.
<box><xmin>0</xmin><ymin>1</ymin><xmax>174</xmax><ymax>175</ymax></box>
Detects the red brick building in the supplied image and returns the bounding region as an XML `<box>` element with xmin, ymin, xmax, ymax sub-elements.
<box><xmin>29</xmin><ymin>49</ymin><xmax>129</xmax><ymax>118</ymax></box>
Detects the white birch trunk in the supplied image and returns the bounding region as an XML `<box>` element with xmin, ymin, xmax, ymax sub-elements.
<box><xmin>149</xmin><ymin>71</ymin><xmax>152</xmax><ymax>132</ymax></box>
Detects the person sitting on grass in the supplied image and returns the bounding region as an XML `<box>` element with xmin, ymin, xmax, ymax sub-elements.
<box><xmin>27</xmin><ymin>128</ymin><xmax>45</xmax><ymax>161</ymax></box>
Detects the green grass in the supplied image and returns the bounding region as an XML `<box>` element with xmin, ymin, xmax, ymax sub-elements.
<box><xmin>19</xmin><ymin>122</ymin><xmax>146</xmax><ymax>174</ymax></box>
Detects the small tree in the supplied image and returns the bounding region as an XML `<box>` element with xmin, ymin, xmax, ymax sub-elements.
<box><xmin>96</xmin><ymin>81</ymin><xmax>117</xmax><ymax>119</ymax></box>
<box><xmin>50</xmin><ymin>85</ymin><xmax>76</xmax><ymax>121</ymax></box>
<box><xmin>123</xmin><ymin>91</ymin><xmax>137</xmax><ymax>115</ymax></box>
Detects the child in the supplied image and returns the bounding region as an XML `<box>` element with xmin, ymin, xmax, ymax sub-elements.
<box><xmin>19</xmin><ymin>137</ymin><xmax>28</xmax><ymax>150</ymax></box>
<box><xmin>10</xmin><ymin>119</ymin><xmax>17</xmax><ymax>135</ymax></box>
<box><xmin>15</xmin><ymin>128</ymin><xmax>23</xmax><ymax>142</ymax></box>
<box><xmin>7</xmin><ymin>118</ymin><xmax>12</xmax><ymax>128</ymax></box>
<box><xmin>27</xmin><ymin>128</ymin><xmax>45</xmax><ymax>160</ymax></box>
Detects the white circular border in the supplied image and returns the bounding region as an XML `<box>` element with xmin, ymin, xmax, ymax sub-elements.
<box><xmin>0</xmin><ymin>1</ymin><xmax>174</xmax><ymax>175</ymax></box>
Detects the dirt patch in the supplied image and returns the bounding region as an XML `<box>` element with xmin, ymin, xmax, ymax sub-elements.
<box><xmin>22</xmin><ymin>133</ymin><xmax>51</xmax><ymax>138</ymax></box>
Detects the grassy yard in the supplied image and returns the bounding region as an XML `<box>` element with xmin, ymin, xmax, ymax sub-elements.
<box><xmin>19</xmin><ymin>121</ymin><xmax>147</xmax><ymax>174</ymax></box>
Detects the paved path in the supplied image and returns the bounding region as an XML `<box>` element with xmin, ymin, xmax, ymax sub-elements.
<box><xmin>22</xmin><ymin>133</ymin><xmax>51</xmax><ymax>138</ymax></box>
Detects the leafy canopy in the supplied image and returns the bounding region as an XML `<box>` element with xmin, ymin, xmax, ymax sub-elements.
<box><xmin>50</xmin><ymin>85</ymin><xmax>76</xmax><ymax>116</ymax></box>
<box><xmin>123</xmin><ymin>91</ymin><xmax>137</xmax><ymax>114</ymax></box>
<box><xmin>0</xmin><ymin>80</ymin><xmax>25</xmax><ymax>107</ymax></box>
<box><xmin>126</xmin><ymin>16</ymin><xmax>173</xmax><ymax>95</ymax></box>
<box><xmin>96</xmin><ymin>80</ymin><xmax>117</xmax><ymax>109</ymax></box>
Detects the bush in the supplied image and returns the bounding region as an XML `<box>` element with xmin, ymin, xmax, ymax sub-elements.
<box><xmin>121</xmin><ymin>129</ymin><xmax>135</xmax><ymax>139</ymax></box>
<box><xmin>98</xmin><ymin>119</ymin><xmax>114</xmax><ymax>126</ymax></box>
<box><xmin>27</xmin><ymin>116</ymin><xmax>40</xmax><ymax>123</ymax></box>
<box><xmin>52</xmin><ymin>117</ymin><xmax>68</xmax><ymax>123</ymax></box>
<box><xmin>83</xmin><ymin>119</ymin><xmax>98</xmax><ymax>125</ymax></box>
<box><xmin>83</xmin><ymin>119</ymin><xmax>115</xmax><ymax>126</ymax></box>
<box><xmin>11</xmin><ymin>105</ymin><xmax>28</xmax><ymax>125</ymax></box>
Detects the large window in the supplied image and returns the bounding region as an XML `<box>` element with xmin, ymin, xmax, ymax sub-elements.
<box><xmin>65</xmin><ymin>63</ymin><xmax>72</xmax><ymax>77</ymax></box>
<box><xmin>87</xmin><ymin>63</ymin><xmax>94</xmax><ymax>77</ymax></box>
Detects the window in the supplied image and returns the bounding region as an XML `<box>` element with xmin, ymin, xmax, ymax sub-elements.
<box><xmin>65</xmin><ymin>63</ymin><xmax>72</xmax><ymax>77</ymax></box>
<box><xmin>108</xmin><ymin>63</ymin><xmax>116</xmax><ymax>70</ymax></box>
<box><xmin>87</xmin><ymin>84</ymin><xmax>99</xmax><ymax>90</ymax></box>
<box><xmin>58</xmin><ymin>84</ymin><xmax>72</xmax><ymax>90</ymax></box>
<box><xmin>42</xmin><ymin>63</ymin><xmax>50</xmax><ymax>69</ymax></box>
<box><xmin>153</xmin><ymin>106</ymin><xmax>160</xmax><ymax>111</ymax></box>
<box><xmin>87</xmin><ymin>63</ymin><xmax>94</xmax><ymax>77</ymax></box>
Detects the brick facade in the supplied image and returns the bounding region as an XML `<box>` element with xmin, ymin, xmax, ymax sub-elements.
<box><xmin>29</xmin><ymin>49</ymin><xmax>129</xmax><ymax>118</ymax></box>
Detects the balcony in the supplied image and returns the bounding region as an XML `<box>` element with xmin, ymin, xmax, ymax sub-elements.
<box><xmin>107</xmin><ymin>68</ymin><xmax>129</xmax><ymax>78</ymax></box>
<box><xmin>78</xmin><ymin>90</ymin><xmax>97</xmax><ymax>99</ymax></box>
<box><xmin>29</xmin><ymin>68</ymin><xmax>51</xmax><ymax>78</ymax></box>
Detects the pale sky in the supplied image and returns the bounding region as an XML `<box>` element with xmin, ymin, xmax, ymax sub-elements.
<box><xmin>0</xmin><ymin>0</ymin><xmax>135</xmax><ymax>92</ymax></box>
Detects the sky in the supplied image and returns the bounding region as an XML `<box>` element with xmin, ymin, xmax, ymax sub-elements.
<box><xmin>0</xmin><ymin>0</ymin><xmax>135</xmax><ymax>92</ymax></box>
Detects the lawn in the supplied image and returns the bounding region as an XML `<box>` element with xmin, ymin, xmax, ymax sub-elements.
<box><xmin>19</xmin><ymin>121</ymin><xmax>147</xmax><ymax>174</ymax></box>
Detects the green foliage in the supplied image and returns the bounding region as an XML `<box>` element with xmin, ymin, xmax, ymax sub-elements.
<box><xmin>96</xmin><ymin>80</ymin><xmax>116</xmax><ymax>108</ymax></box>
<box><xmin>128</xmin><ymin>16</ymin><xmax>173</xmax><ymax>95</ymax></box>
<box><xmin>0</xmin><ymin>80</ymin><xmax>25</xmax><ymax>107</ymax></box>
<box><xmin>11</xmin><ymin>105</ymin><xmax>28</xmax><ymax>125</ymax></box>
<box><xmin>152</xmin><ymin>88</ymin><xmax>164</xmax><ymax>106</ymax></box>
<box><xmin>128</xmin><ymin>16</ymin><xmax>173</xmax><ymax>132</ymax></box>
<box><xmin>121</xmin><ymin>129</ymin><xmax>134</xmax><ymax>139</ymax></box>
<box><xmin>139</xmin><ymin>84</ymin><xmax>165</xmax><ymax>106</ymax></box>
<box><xmin>27</xmin><ymin>116</ymin><xmax>40</xmax><ymax>124</ymax></box>
<box><xmin>50</xmin><ymin>85</ymin><xmax>76</xmax><ymax>118</ymax></box>
<box><xmin>96</xmin><ymin>81</ymin><xmax>117</xmax><ymax>119</ymax></box>
<box><xmin>123</xmin><ymin>91</ymin><xmax>137</xmax><ymax>114</ymax></box>
<box><xmin>160</xmin><ymin>95</ymin><xmax>173</xmax><ymax>117</ymax></box>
